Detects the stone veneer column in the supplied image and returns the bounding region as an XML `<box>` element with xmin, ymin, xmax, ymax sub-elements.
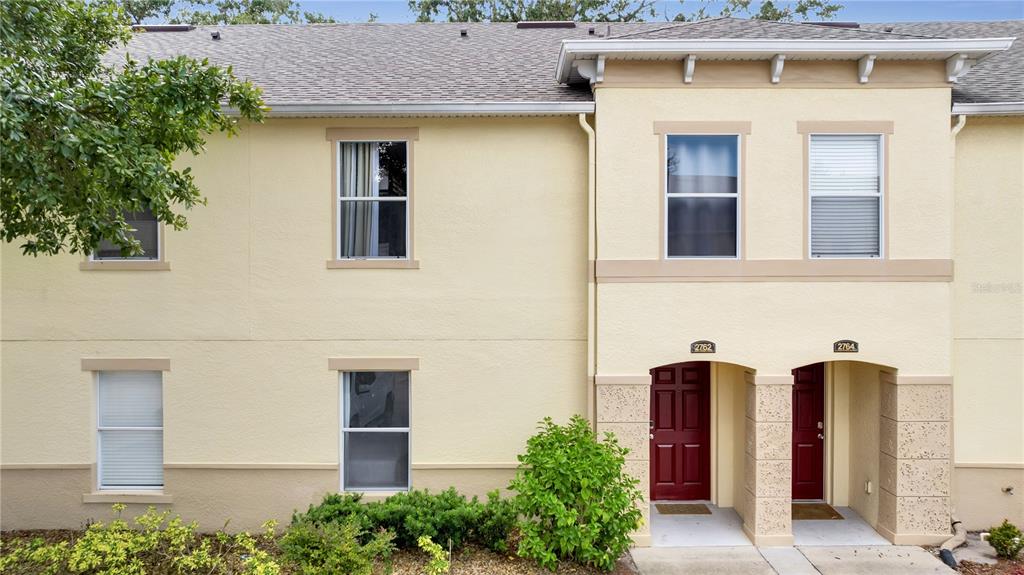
<box><xmin>594</xmin><ymin>376</ymin><xmax>651</xmax><ymax>546</ymax></box>
<box><xmin>742</xmin><ymin>373</ymin><xmax>794</xmax><ymax>546</ymax></box>
<box><xmin>877</xmin><ymin>373</ymin><xmax>953</xmax><ymax>545</ymax></box>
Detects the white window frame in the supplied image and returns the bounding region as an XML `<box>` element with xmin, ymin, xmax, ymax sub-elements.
<box><xmin>663</xmin><ymin>133</ymin><xmax>742</xmax><ymax>260</ymax></box>
<box><xmin>335</xmin><ymin>140</ymin><xmax>411</xmax><ymax>260</ymax></box>
<box><xmin>339</xmin><ymin>371</ymin><xmax>411</xmax><ymax>492</ymax></box>
<box><xmin>807</xmin><ymin>133</ymin><xmax>885</xmax><ymax>260</ymax></box>
<box><xmin>89</xmin><ymin>212</ymin><xmax>162</xmax><ymax>262</ymax></box>
<box><xmin>96</xmin><ymin>371</ymin><xmax>164</xmax><ymax>491</ymax></box>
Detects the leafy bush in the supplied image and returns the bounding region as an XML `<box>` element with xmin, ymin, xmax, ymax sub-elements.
<box><xmin>0</xmin><ymin>504</ymin><xmax>281</xmax><ymax>575</ymax></box>
<box><xmin>987</xmin><ymin>519</ymin><xmax>1024</xmax><ymax>559</ymax></box>
<box><xmin>417</xmin><ymin>535</ymin><xmax>450</xmax><ymax>575</ymax></box>
<box><xmin>510</xmin><ymin>415</ymin><xmax>643</xmax><ymax>571</ymax></box>
<box><xmin>280</xmin><ymin>519</ymin><xmax>394</xmax><ymax>575</ymax></box>
<box><xmin>292</xmin><ymin>488</ymin><xmax>513</xmax><ymax>552</ymax></box>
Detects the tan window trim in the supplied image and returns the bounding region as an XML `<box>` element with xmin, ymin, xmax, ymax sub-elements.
<box><xmin>81</xmin><ymin>225</ymin><xmax>169</xmax><ymax>271</ymax></box>
<box><xmin>326</xmin><ymin>127</ymin><xmax>419</xmax><ymax>268</ymax></box>
<box><xmin>83</xmin><ymin>492</ymin><xmax>173</xmax><ymax>504</ymax></box>
<box><xmin>81</xmin><ymin>358</ymin><xmax>171</xmax><ymax>371</ymax></box>
<box><xmin>801</xmin><ymin>122</ymin><xmax>891</xmax><ymax>259</ymax></box>
<box><xmin>594</xmin><ymin>258</ymin><xmax>953</xmax><ymax>282</ymax></box>
<box><xmin>657</xmin><ymin>122</ymin><xmax>748</xmax><ymax>260</ymax></box>
<box><xmin>328</xmin><ymin>357</ymin><xmax>420</xmax><ymax>371</ymax></box>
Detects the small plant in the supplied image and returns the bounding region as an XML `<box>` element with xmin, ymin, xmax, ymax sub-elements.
<box><xmin>510</xmin><ymin>415</ymin><xmax>643</xmax><ymax>572</ymax></box>
<box><xmin>417</xmin><ymin>535</ymin><xmax>451</xmax><ymax>575</ymax></box>
<box><xmin>477</xmin><ymin>490</ymin><xmax>517</xmax><ymax>553</ymax></box>
<box><xmin>0</xmin><ymin>504</ymin><xmax>281</xmax><ymax>575</ymax></box>
<box><xmin>280</xmin><ymin>519</ymin><xmax>394</xmax><ymax>575</ymax></box>
<box><xmin>987</xmin><ymin>519</ymin><xmax>1024</xmax><ymax>559</ymax></box>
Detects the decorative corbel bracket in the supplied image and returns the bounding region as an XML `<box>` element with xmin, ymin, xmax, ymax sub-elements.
<box><xmin>770</xmin><ymin>54</ymin><xmax>786</xmax><ymax>84</ymax></box>
<box><xmin>683</xmin><ymin>54</ymin><xmax>696</xmax><ymax>84</ymax></box>
<box><xmin>945</xmin><ymin>53</ymin><xmax>971</xmax><ymax>83</ymax></box>
<box><xmin>858</xmin><ymin>55</ymin><xmax>876</xmax><ymax>84</ymax></box>
<box><xmin>575</xmin><ymin>55</ymin><xmax>606</xmax><ymax>86</ymax></box>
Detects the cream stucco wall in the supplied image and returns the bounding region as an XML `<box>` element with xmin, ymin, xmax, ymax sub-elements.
<box><xmin>950</xmin><ymin>116</ymin><xmax>1024</xmax><ymax>529</ymax></box>
<box><xmin>0</xmin><ymin>116</ymin><xmax>590</xmax><ymax>529</ymax></box>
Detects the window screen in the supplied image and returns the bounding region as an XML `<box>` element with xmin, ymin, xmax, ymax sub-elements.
<box><xmin>666</xmin><ymin>135</ymin><xmax>740</xmax><ymax>258</ymax></box>
<box><xmin>809</xmin><ymin>134</ymin><xmax>882</xmax><ymax>258</ymax></box>
<box><xmin>94</xmin><ymin>209</ymin><xmax>160</xmax><ymax>260</ymax></box>
<box><xmin>342</xmin><ymin>371</ymin><xmax>410</xmax><ymax>490</ymax></box>
<box><xmin>97</xmin><ymin>371</ymin><xmax>163</xmax><ymax>488</ymax></box>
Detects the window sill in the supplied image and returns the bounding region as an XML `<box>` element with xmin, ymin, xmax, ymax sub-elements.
<box><xmin>83</xmin><ymin>491</ymin><xmax>173</xmax><ymax>504</ymax></box>
<box><xmin>326</xmin><ymin>259</ymin><xmax>420</xmax><ymax>270</ymax></box>
<box><xmin>343</xmin><ymin>490</ymin><xmax>408</xmax><ymax>502</ymax></box>
<box><xmin>80</xmin><ymin>260</ymin><xmax>171</xmax><ymax>271</ymax></box>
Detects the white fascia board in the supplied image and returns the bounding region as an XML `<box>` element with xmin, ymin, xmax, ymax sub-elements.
<box><xmin>556</xmin><ymin>37</ymin><xmax>1016</xmax><ymax>82</ymax></box>
<box><xmin>225</xmin><ymin>102</ymin><xmax>596</xmax><ymax>117</ymax></box>
<box><xmin>951</xmin><ymin>101</ymin><xmax>1024</xmax><ymax>116</ymax></box>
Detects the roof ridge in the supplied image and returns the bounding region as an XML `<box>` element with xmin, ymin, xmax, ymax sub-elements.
<box><xmin>754</xmin><ymin>18</ymin><xmax>945</xmax><ymax>39</ymax></box>
<box><xmin>605</xmin><ymin>16</ymin><xmax>732</xmax><ymax>39</ymax></box>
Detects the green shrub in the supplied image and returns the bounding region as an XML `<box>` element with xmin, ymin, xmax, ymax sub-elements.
<box><xmin>292</xmin><ymin>488</ymin><xmax>514</xmax><ymax>552</ymax></box>
<box><xmin>0</xmin><ymin>504</ymin><xmax>281</xmax><ymax>575</ymax></box>
<box><xmin>509</xmin><ymin>415</ymin><xmax>643</xmax><ymax>572</ymax></box>
<box><xmin>417</xmin><ymin>535</ymin><xmax>450</xmax><ymax>575</ymax></box>
<box><xmin>987</xmin><ymin>519</ymin><xmax>1024</xmax><ymax>559</ymax></box>
<box><xmin>280</xmin><ymin>519</ymin><xmax>394</xmax><ymax>575</ymax></box>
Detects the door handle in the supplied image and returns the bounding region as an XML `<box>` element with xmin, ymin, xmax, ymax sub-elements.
<box><xmin>817</xmin><ymin>433</ymin><xmax>825</xmax><ymax>440</ymax></box>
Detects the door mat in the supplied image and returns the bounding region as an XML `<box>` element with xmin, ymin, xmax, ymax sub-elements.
<box><xmin>792</xmin><ymin>503</ymin><xmax>843</xmax><ymax>521</ymax></box>
<box><xmin>655</xmin><ymin>503</ymin><xmax>711</xmax><ymax>515</ymax></box>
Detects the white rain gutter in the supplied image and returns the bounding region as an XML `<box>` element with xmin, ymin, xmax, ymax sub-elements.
<box><xmin>951</xmin><ymin>101</ymin><xmax>1024</xmax><ymax>116</ymax></box>
<box><xmin>578</xmin><ymin>113</ymin><xmax>597</xmax><ymax>427</ymax></box>
<box><xmin>556</xmin><ymin>37</ymin><xmax>1016</xmax><ymax>83</ymax></box>
<box><xmin>229</xmin><ymin>102</ymin><xmax>596</xmax><ymax>117</ymax></box>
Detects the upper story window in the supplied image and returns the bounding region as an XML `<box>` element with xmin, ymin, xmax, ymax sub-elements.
<box><xmin>666</xmin><ymin>135</ymin><xmax>739</xmax><ymax>258</ymax></box>
<box><xmin>92</xmin><ymin>209</ymin><xmax>159</xmax><ymax>260</ymax></box>
<box><xmin>97</xmin><ymin>371</ymin><xmax>163</xmax><ymax>490</ymax></box>
<box><xmin>337</xmin><ymin>141</ymin><xmax>408</xmax><ymax>259</ymax></box>
<box><xmin>341</xmin><ymin>371</ymin><xmax>410</xmax><ymax>491</ymax></box>
<box><xmin>809</xmin><ymin>134</ymin><xmax>883</xmax><ymax>258</ymax></box>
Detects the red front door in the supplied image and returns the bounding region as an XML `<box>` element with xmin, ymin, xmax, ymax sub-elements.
<box><xmin>650</xmin><ymin>362</ymin><xmax>711</xmax><ymax>501</ymax></box>
<box><xmin>792</xmin><ymin>363</ymin><xmax>825</xmax><ymax>500</ymax></box>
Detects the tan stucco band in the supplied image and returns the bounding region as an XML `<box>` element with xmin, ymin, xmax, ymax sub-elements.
<box><xmin>0</xmin><ymin>463</ymin><xmax>92</xmax><ymax>470</ymax></box>
<box><xmin>595</xmin><ymin>375</ymin><xmax>650</xmax><ymax>385</ymax></box>
<box><xmin>79</xmin><ymin>260</ymin><xmax>171</xmax><ymax>271</ymax></box>
<box><xmin>325</xmin><ymin>127</ymin><xmax>420</xmax><ymax>141</ymax></box>
<box><xmin>83</xmin><ymin>492</ymin><xmax>174</xmax><ymax>504</ymax></box>
<box><xmin>81</xmin><ymin>358</ymin><xmax>171</xmax><ymax>371</ymax></box>
<box><xmin>596</xmin><ymin>259</ymin><xmax>953</xmax><ymax>282</ymax></box>
<box><xmin>163</xmin><ymin>463</ymin><xmax>337</xmax><ymax>470</ymax></box>
<box><xmin>751</xmin><ymin>375</ymin><xmax>793</xmax><ymax>386</ymax></box>
<box><xmin>327</xmin><ymin>357</ymin><xmax>420</xmax><ymax>371</ymax></box>
<box><xmin>895</xmin><ymin>376</ymin><xmax>954</xmax><ymax>385</ymax></box>
<box><xmin>954</xmin><ymin>462</ymin><xmax>1024</xmax><ymax>469</ymax></box>
<box><xmin>411</xmin><ymin>462</ymin><xmax>519</xmax><ymax>469</ymax></box>
<box><xmin>653</xmin><ymin>121</ymin><xmax>752</xmax><ymax>135</ymax></box>
<box><xmin>326</xmin><ymin>259</ymin><xmax>421</xmax><ymax>269</ymax></box>
<box><xmin>797</xmin><ymin>121</ymin><xmax>895</xmax><ymax>134</ymax></box>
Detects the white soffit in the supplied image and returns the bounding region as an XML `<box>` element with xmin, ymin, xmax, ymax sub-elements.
<box><xmin>225</xmin><ymin>102</ymin><xmax>597</xmax><ymax>117</ymax></box>
<box><xmin>556</xmin><ymin>37</ymin><xmax>1016</xmax><ymax>83</ymax></box>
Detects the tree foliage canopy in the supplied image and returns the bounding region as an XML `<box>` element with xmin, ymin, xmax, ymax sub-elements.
<box><xmin>170</xmin><ymin>0</ymin><xmax>337</xmax><ymax>25</ymax></box>
<box><xmin>0</xmin><ymin>0</ymin><xmax>265</xmax><ymax>256</ymax></box>
<box><xmin>409</xmin><ymin>0</ymin><xmax>841</xmax><ymax>23</ymax></box>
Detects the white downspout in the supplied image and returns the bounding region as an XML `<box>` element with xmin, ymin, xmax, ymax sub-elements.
<box><xmin>579</xmin><ymin>113</ymin><xmax>597</xmax><ymax>427</ymax></box>
<box><xmin>951</xmin><ymin>114</ymin><xmax>967</xmax><ymax>136</ymax></box>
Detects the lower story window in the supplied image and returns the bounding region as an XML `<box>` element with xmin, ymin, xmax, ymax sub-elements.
<box><xmin>341</xmin><ymin>371</ymin><xmax>410</xmax><ymax>490</ymax></box>
<box><xmin>97</xmin><ymin>371</ymin><xmax>163</xmax><ymax>489</ymax></box>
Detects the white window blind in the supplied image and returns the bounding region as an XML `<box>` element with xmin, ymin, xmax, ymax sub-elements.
<box><xmin>98</xmin><ymin>371</ymin><xmax>163</xmax><ymax>489</ymax></box>
<box><xmin>809</xmin><ymin>134</ymin><xmax>882</xmax><ymax>258</ymax></box>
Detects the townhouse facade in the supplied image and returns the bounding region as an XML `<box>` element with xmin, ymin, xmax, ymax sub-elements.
<box><xmin>2</xmin><ymin>17</ymin><xmax>1022</xmax><ymax>548</ymax></box>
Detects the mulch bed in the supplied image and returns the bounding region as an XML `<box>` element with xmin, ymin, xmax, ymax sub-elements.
<box><xmin>958</xmin><ymin>558</ymin><xmax>1024</xmax><ymax>575</ymax></box>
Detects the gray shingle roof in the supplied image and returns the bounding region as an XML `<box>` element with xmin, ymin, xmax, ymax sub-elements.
<box><xmin>608</xmin><ymin>17</ymin><xmax>942</xmax><ymax>40</ymax></box>
<box><xmin>862</xmin><ymin>21</ymin><xmax>1024</xmax><ymax>104</ymax></box>
<box><xmin>112</xmin><ymin>18</ymin><xmax>1021</xmax><ymax>107</ymax></box>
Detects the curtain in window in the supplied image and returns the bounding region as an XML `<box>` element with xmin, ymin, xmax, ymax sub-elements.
<box><xmin>339</xmin><ymin>142</ymin><xmax>379</xmax><ymax>257</ymax></box>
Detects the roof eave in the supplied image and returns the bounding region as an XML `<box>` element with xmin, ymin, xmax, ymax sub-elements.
<box><xmin>951</xmin><ymin>101</ymin><xmax>1024</xmax><ymax>116</ymax></box>
<box><xmin>226</xmin><ymin>102</ymin><xmax>596</xmax><ymax>117</ymax></box>
<box><xmin>556</xmin><ymin>37</ymin><xmax>1017</xmax><ymax>83</ymax></box>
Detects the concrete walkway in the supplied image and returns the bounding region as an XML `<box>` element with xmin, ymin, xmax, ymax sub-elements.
<box><xmin>631</xmin><ymin>545</ymin><xmax>955</xmax><ymax>575</ymax></box>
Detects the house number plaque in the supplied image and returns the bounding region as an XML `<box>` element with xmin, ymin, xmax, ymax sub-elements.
<box><xmin>690</xmin><ymin>340</ymin><xmax>716</xmax><ymax>353</ymax></box>
<box><xmin>833</xmin><ymin>340</ymin><xmax>859</xmax><ymax>353</ymax></box>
